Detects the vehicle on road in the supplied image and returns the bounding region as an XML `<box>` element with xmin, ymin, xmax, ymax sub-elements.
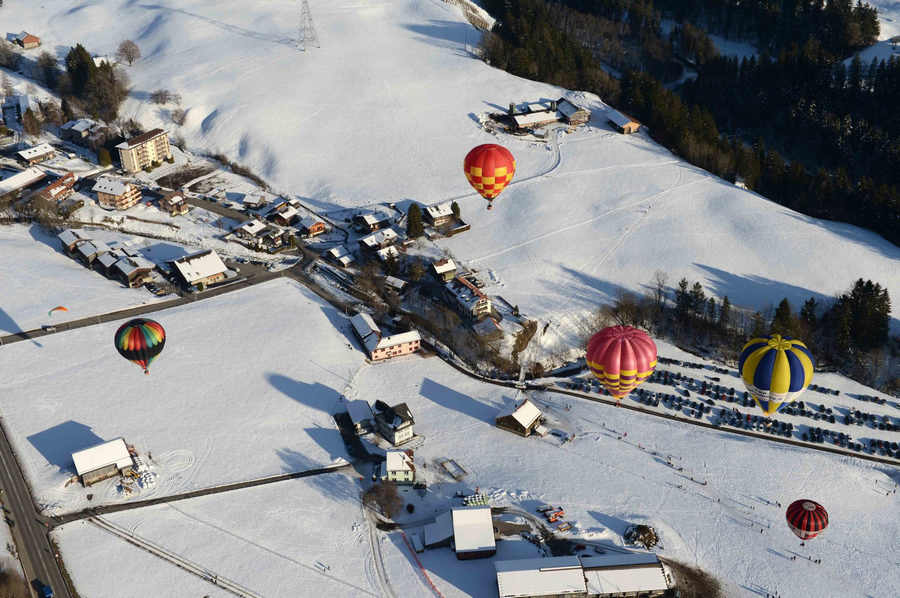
<box><xmin>31</xmin><ymin>580</ymin><xmax>53</xmax><ymax>598</ymax></box>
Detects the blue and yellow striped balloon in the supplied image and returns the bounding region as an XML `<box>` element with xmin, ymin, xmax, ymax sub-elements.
<box><xmin>738</xmin><ymin>334</ymin><xmax>814</xmax><ymax>416</ymax></box>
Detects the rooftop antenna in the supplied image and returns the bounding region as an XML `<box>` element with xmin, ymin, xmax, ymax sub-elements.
<box><xmin>298</xmin><ymin>0</ymin><xmax>320</xmax><ymax>51</ymax></box>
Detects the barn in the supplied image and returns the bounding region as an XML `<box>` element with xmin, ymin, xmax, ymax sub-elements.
<box><xmin>495</xmin><ymin>556</ymin><xmax>587</xmax><ymax>598</ymax></box>
<box><xmin>71</xmin><ymin>438</ymin><xmax>134</xmax><ymax>486</ymax></box>
<box><xmin>495</xmin><ymin>398</ymin><xmax>545</xmax><ymax>437</ymax></box>
<box><xmin>451</xmin><ymin>506</ymin><xmax>496</xmax><ymax>560</ymax></box>
<box><xmin>607</xmin><ymin>110</ymin><xmax>641</xmax><ymax>134</ymax></box>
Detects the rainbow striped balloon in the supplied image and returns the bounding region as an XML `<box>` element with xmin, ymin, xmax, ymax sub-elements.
<box><xmin>114</xmin><ymin>318</ymin><xmax>166</xmax><ymax>375</ymax></box>
<box><xmin>586</xmin><ymin>326</ymin><xmax>657</xmax><ymax>399</ymax></box>
<box><xmin>738</xmin><ymin>334</ymin><xmax>814</xmax><ymax>416</ymax></box>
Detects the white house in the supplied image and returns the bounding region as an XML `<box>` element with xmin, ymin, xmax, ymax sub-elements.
<box><xmin>16</xmin><ymin>143</ymin><xmax>55</xmax><ymax>165</ymax></box>
<box><xmin>432</xmin><ymin>258</ymin><xmax>458</xmax><ymax>282</ymax></box>
<box><xmin>327</xmin><ymin>245</ymin><xmax>355</xmax><ymax>267</ymax></box>
<box><xmin>374</xmin><ymin>402</ymin><xmax>415</xmax><ymax>446</ymax></box>
<box><xmin>71</xmin><ymin>438</ymin><xmax>133</xmax><ymax>486</ymax></box>
<box><xmin>451</xmin><ymin>507</ymin><xmax>496</xmax><ymax>560</ymax></box>
<box><xmin>380</xmin><ymin>450</ymin><xmax>415</xmax><ymax>484</ymax></box>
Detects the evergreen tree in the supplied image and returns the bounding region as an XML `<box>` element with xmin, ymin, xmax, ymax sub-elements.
<box><xmin>689</xmin><ymin>282</ymin><xmax>706</xmax><ymax>317</ymax></box>
<box><xmin>836</xmin><ymin>279</ymin><xmax>891</xmax><ymax>351</ymax></box>
<box><xmin>674</xmin><ymin>278</ymin><xmax>691</xmax><ymax>321</ymax></box>
<box><xmin>705</xmin><ymin>297</ymin><xmax>717</xmax><ymax>324</ymax></box>
<box><xmin>97</xmin><ymin>147</ymin><xmax>112</xmax><ymax>166</ymax></box>
<box><xmin>771</xmin><ymin>298</ymin><xmax>795</xmax><ymax>336</ymax></box>
<box><xmin>65</xmin><ymin>44</ymin><xmax>97</xmax><ymax>98</ymax></box>
<box><xmin>407</xmin><ymin>203</ymin><xmax>424</xmax><ymax>238</ymax></box>
<box><xmin>60</xmin><ymin>97</ymin><xmax>74</xmax><ymax>121</ymax></box>
<box><xmin>451</xmin><ymin>201</ymin><xmax>460</xmax><ymax>220</ymax></box>
<box><xmin>718</xmin><ymin>295</ymin><xmax>732</xmax><ymax>330</ymax></box>
<box><xmin>750</xmin><ymin>312</ymin><xmax>766</xmax><ymax>338</ymax></box>
<box><xmin>800</xmin><ymin>298</ymin><xmax>818</xmax><ymax>330</ymax></box>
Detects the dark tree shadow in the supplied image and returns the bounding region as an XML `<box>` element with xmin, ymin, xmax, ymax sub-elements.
<box><xmin>419</xmin><ymin>377</ymin><xmax>497</xmax><ymax>422</ymax></box>
<box><xmin>27</xmin><ymin>421</ymin><xmax>105</xmax><ymax>473</ymax></box>
<box><xmin>317</xmin><ymin>305</ymin><xmax>361</xmax><ymax>349</ymax></box>
<box><xmin>781</xmin><ymin>209</ymin><xmax>900</xmax><ymax>261</ymax></box>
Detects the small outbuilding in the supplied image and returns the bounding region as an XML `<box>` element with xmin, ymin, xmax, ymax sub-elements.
<box><xmin>607</xmin><ymin>110</ymin><xmax>641</xmax><ymax>134</ymax></box>
<box><xmin>451</xmin><ymin>506</ymin><xmax>496</xmax><ymax>560</ymax></box>
<box><xmin>71</xmin><ymin>438</ymin><xmax>133</xmax><ymax>486</ymax></box>
<box><xmin>495</xmin><ymin>398</ymin><xmax>545</xmax><ymax>437</ymax></box>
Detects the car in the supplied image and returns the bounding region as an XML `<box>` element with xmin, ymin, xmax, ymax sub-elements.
<box><xmin>41</xmin><ymin>325</ymin><xmax>56</xmax><ymax>332</ymax></box>
<box><xmin>31</xmin><ymin>580</ymin><xmax>53</xmax><ymax>598</ymax></box>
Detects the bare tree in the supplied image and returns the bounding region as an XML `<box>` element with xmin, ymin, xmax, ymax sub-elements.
<box><xmin>652</xmin><ymin>270</ymin><xmax>668</xmax><ymax>312</ymax></box>
<box><xmin>363</xmin><ymin>481</ymin><xmax>403</xmax><ymax>518</ymax></box>
<box><xmin>171</xmin><ymin>107</ymin><xmax>186</xmax><ymax>125</ymax></box>
<box><xmin>0</xmin><ymin>41</ymin><xmax>19</xmax><ymax>69</ymax></box>
<box><xmin>116</xmin><ymin>39</ymin><xmax>141</xmax><ymax>65</ymax></box>
<box><xmin>150</xmin><ymin>89</ymin><xmax>172</xmax><ymax>104</ymax></box>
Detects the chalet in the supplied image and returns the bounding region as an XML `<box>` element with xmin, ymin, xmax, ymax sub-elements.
<box><xmin>445</xmin><ymin>276</ymin><xmax>492</xmax><ymax>320</ymax></box>
<box><xmin>95</xmin><ymin>249</ymin><xmax>127</xmax><ymax>276</ymax></box>
<box><xmin>375</xmin><ymin>245</ymin><xmax>400</xmax><ymax>263</ymax></box>
<box><xmin>14</xmin><ymin>32</ymin><xmax>41</xmax><ymax>50</ymax></box>
<box><xmin>17</xmin><ymin>143</ymin><xmax>55</xmax><ymax>165</ymax></box>
<box><xmin>380</xmin><ymin>450</ymin><xmax>415</xmax><ymax>484</ymax></box>
<box><xmin>350</xmin><ymin>312</ymin><xmax>421</xmax><ymax>361</ymax></box>
<box><xmin>37</xmin><ymin>173</ymin><xmax>77</xmax><ymax>202</ymax></box>
<box><xmin>298</xmin><ymin>216</ymin><xmax>326</xmax><ymax>237</ymax></box>
<box><xmin>75</xmin><ymin>240</ymin><xmax>110</xmax><ymax>265</ymax></box>
<box><xmin>92</xmin><ymin>177</ymin><xmax>141</xmax><ymax>210</ymax></box>
<box><xmin>495</xmin><ymin>398</ymin><xmax>546</xmax><ymax>437</ymax></box>
<box><xmin>432</xmin><ymin>258</ymin><xmax>457</xmax><ymax>283</ymax></box>
<box><xmin>0</xmin><ymin>167</ymin><xmax>46</xmax><ymax>202</ymax></box>
<box><xmin>169</xmin><ymin>249</ymin><xmax>228</xmax><ymax>289</ymax></box>
<box><xmin>116</xmin><ymin>128</ymin><xmax>172</xmax><ymax>173</ymax></box>
<box><xmin>326</xmin><ymin>245</ymin><xmax>355</xmax><ymax>268</ymax></box>
<box><xmin>270</xmin><ymin>203</ymin><xmax>299</xmax><ymax>226</ymax></box>
<box><xmin>359</xmin><ymin>228</ymin><xmax>398</xmax><ymax>252</ymax></box>
<box><xmin>607</xmin><ymin>110</ymin><xmax>641</xmax><ymax>134</ymax></box>
<box><xmin>495</xmin><ymin>557</ymin><xmax>586</xmax><ymax>598</ymax></box>
<box><xmin>557</xmin><ymin>98</ymin><xmax>591</xmax><ymax>125</ymax></box>
<box><xmin>347</xmin><ymin>400</ymin><xmax>375</xmax><ymax>435</ymax></box>
<box><xmin>159</xmin><ymin>192</ymin><xmax>189</xmax><ymax>216</ymax></box>
<box><xmin>451</xmin><ymin>507</ymin><xmax>496</xmax><ymax>560</ymax></box>
<box><xmin>72</xmin><ymin>438</ymin><xmax>133</xmax><ymax>486</ymax></box>
<box><xmin>113</xmin><ymin>256</ymin><xmax>155</xmax><ymax>287</ymax></box>
<box><xmin>374</xmin><ymin>401</ymin><xmax>416</xmax><ymax>446</ymax></box>
<box><xmin>580</xmin><ymin>552</ymin><xmax>669</xmax><ymax>597</ymax></box>
<box><xmin>353</xmin><ymin>211</ymin><xmax>392</xmax><ymax>232</ymax></box>
<box><xmin>234</xmin><ymin>219</ymin><xmax>267</xmax><ymax>241</ymax></box>
<box><xmin>424</xmin><ymin>202</ymin><xmax>454</xmax><ymax>227</ymax></box>
<box><xmin>58</xmin><ymin>229</ymin><xmax>88</xmax><ymax>254</ymax></box>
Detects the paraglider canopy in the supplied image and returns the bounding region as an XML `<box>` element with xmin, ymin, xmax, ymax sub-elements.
<box><xmin>114</xmin><ymin>318</ymin><xmax>166</xmax><ymax>375</ymax></box>
<box><xmin>48</xmin><ymin>306</ymin><xmax>68</xmax><ymax>317</ymax></box>
<box><xmin>463</xmin><ymin>144</ymin><xmax>516</xmax><ymax>210</ymax></box>
<box><xmin>586</xmin><ymin>326</ymin><xmax>657</xmax><ymax>399</ymax></box>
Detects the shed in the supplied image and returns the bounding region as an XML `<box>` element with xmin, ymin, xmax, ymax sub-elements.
<box><xmin>451</xmin><ymin>506</ymin><xmax>496</xmax><ymax>559</ymax></box>
<box><xmin>557</xmin><ymin>98</ymin><xmax>591</xmax><ymax>125</ymax></box>
<box><xmin>607</xmin><ymin>110</ymin><xmax>641</xmax><ymax>134</ymax></box>
<box><xmin>347</xmin><ymin>400</ymin><xmax>375</xmax><ymax>435</ymax></box>
<box><xmin>581</xmin><ymin>552</ymin><xmax>669</xmax><ymax>597</ymax></box>
<box><xmin>495</xmin><ymin>556</ymin><xmax>587</xmax><ymax>598</ymax></box>
<box><xmin>71</xmin><ymin>438</ymin><xmax>133</xmax><ymax>486</ymax></box>
<box><xmin>496</xmin><ymin>398</ymin><xmax>543</xmax><ymax>437</ymax></box>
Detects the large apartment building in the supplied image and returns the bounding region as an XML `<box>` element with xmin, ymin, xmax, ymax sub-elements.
<box><xmin>116</xmin><ymin>129</ymin><xmax>172</xmax><ymax>173</ymax></box>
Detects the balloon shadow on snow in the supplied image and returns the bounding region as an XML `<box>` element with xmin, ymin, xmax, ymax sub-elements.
<box><xmin>401</xmin><ymin>20</ymin><xmax>473</xmax><ymax>50</ymax></box>
<box><xmin>275</xmin><ymin>445</ymin><xmax>362</xmax><ymax>504</ymax></box>
<box><xmin>27</xmin><ymin>421</ymin><xmax>105</xmax><ymax>473</ymax></box>
<box><xmin>419</xmin><ymin>377</ymin><xmax>498</xmax><ymax>423</ymax></box>
<box><xmin>780</xmin><ymin>209</ymin><xmax>900</xmax><ymax>261</ymax></box>
<box><xmin>587</xmin><ymin>510</ymin><xmax>634</xmax><ymax>536</ymax></box>
<box><xmin>317</xmin><ymin>305</ymin><xmax>364</xmax><ymax>352</ymax></box>
<box><xmin>267</xmin><ymin>373</ymin><xmax>344</xmax><ymax>414</ymax></box>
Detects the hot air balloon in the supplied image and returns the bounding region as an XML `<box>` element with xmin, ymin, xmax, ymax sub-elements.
<box><xmin>48</xmin><ymin>306</ymin><xmax>68</xmax><ymax>317</ymax></box>
<box><xmin>586</xmin><ymin>326</ymin><xmax>657</xmax><ymax>400</ymax></box>
<box><xmin>114</xmin><ymin>318</ymin><xmax>166</xmax><ymax>375</ymax></box>
<box><xmin>463</xmin><ymin>144</ymin><xmax>516</xmax><ymax>210</ymax></box>
<box><xmin>738</xmin><ymin>334</ymin><xmax>814</xmax><ymax>416</ymax></box>
<box><xmin>785</xmin><ymin>499</ymin><xmax>828</xmax><ymax>541</ymax></box>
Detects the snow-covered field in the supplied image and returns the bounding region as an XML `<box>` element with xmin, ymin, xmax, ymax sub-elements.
<box><xmin>0</xmin><ymin>278</ymin><xmax>364</xmax><ymax>515</ymax></box>
<box><xmin>0</xmin><ymin>224</ymin><xmax>165</xmax><ymax>334</ymax></box>
<box><xmin>51</xmin><ymin>354</ymin><xmax>900</xmax><ymax>598</ymax></box>
<box><xmin>871</xmin><ymin>0</ymin><xmax>900</xmax><ymax>39</ymax></box>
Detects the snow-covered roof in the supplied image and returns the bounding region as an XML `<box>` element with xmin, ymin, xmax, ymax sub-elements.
<box><xmin>0</xmin><ymin>167</ymin><xmax>46</xmax><ymax>195</ymax></box>
<box><xmin>350</xmin><ymin>312</ymin><xmax>379</xmax><ymax>341</ymax></box>
<box><xmin>498</xmin><ymin>398</ymin><xmax>542</xmax><ymax>429</ymax></box>
<box><xmin>581</xmin><ymin>553</ymin><xmax>668</xmax><ymax>595</ymax></box>
<box><xmin>376</xmin><ymin>403</ymin><xmax>415</xmax><ymax>428</ymax></box>
<box><xmin>495</xmin><ymin>557</ymin><xmax>586</xmax><ymax>598</ymax></box>
<box><xmin>377</xmin><ymin>330</ymin><xmax>420</xmax><ymax>350</ymax></box>
<box><xmin>77</xmin><ymin>240</ymin><xmax>110</xmax><ymax>258</ymax></box>
<box><xmin>359</xmin><ymin>212</ymin><xmax>391</xmax><ymax>226</ymax></box>
<box><xmin>451</xmin><ymin>507</ymin><xmax>495</xmax><ymax>554</ymax></box>
<box><xmin>164</xmin><ymin>193</ymin><xmax>184</xmax><ymax>205</ymax></box>
<box><xmin>242</xmin><ymin>194</ymin><xmax>267</xmax><ymax>207</ymax></box>
<box><xmin>41</xmin><ymin>173</ymin><xmax>78</xmax><ymax>199</ymax></box>
<box><xmin>347</xmin><ymin>400</ymin><xmax>374</xmax><ymax>425</ymax></box>
<box><xmin>238</xmin><ymin>219</ymin><xmax>267</xmax><ymax>236</ymax></box>
<box><xmin>513</xmin><ymin>110</ymin><xmax>558</xmax><ymax>127</ymax></box>
<box><xmin>274</xmin><ymin>205</ymin><xmax>298</xmax><ymax>220</ymax></box>
<box><xmin>61</xmin><ymin>118</ymin><xmax>99</xmax><ymax>133</ymax></box>
<box><xmin>71</xmin><ymin>438</ymin><xmax>132</xmax><ymax>476</ymax></box>
<box><xmin>327</xmin><ymin>245</ymin><xmax>350</xmax><ymax>258</ymax></box>
<box><xmin>170</xmin><ymin>249</ymin><xmax>227</xmax><ymax>284</ymax></box>
<box><xmin>360</xmin><ymin>228</ymin><xmax>398</xmax><ymax>249</ymax></box>
<box><xmin>92</xmin><ymin>177</ymin><xmax>132</xmax><ymax>197</ymax></box>
<box><xmin>607</xmin><ymin>109</ymin><xmax>639</xmax><ymax>128</ymax></box>
<box><xmin>96</xmin><ymin>250</ymin><xmax>125</xmax><ymax>270</ymax></box>
<box><xmin>557</xmin><ymin>98</ymin><xmax>586</xmax><ymax>119</ymax></box>
<box><xmin>116</xmin><ymin>128</ymin><xmax>167</xmax><ymax>150</ymax></box>
<box><xmin>385</xmin><ymin>450</ymin><xmax>414</xmax><ymax>473</ymax></box>
<box><xmin>384</xmin><ymin>276</ymin><xmax>407</xmax><ymax>291</ymax></box>
<box><xmin>425</xmin><ymin>202</ymin><xmax>453</xmax><ymax>219</ymax></box>
<box><xmin>57</xmin><ymin>229</ymin><xmax>85</xmax><ymax>247</ymax></box>
<box><xmin>17</xmin><ymin>143</ymin><xmax>55</xmax><ymax>161</ymax></box>
<box><xmin>446</xmin><ymin>276</ymin><xmax>488</xmax><ymax>311</ymax></box>
<box><xmin>113</xmin><ymin>256</ymin><xmax>154</xmax><ymax>277</ymax></box>
<box><xmin>425</xmin><ymin>511</ymin><xmax>454</xmax><ymax>546</ymax></box>
<box><xmin>433</xmin><ymin>258</ymin><xmax>457</xmax><ymax>274</ymax></box>
<box><xmin>376</xmin><ymin>246</ymin><xmax>400</xmax><ymax>262</ymax></box>
<box><xmin>299</xmin><ymin>216</ymin><xmax>323</xmax><ymax>229</ymax></box>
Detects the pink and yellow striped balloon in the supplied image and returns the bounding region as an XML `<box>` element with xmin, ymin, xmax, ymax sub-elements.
<box><xmin>586</xmin><ymin>326</ymin><xmax>657</xmax><ymax>399</ymax></box>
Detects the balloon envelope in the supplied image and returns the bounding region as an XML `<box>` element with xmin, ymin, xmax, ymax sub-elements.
<box><xmin>739</xmin><ymin>334</ymin><xmax>814</xmax><ymax>416</ymax></box>
<box><xmin>586</xmin><ymin>326</ymin><xmax>657</xmax><ymax>398</ymax></box>
<box><xmin>115</xmin><ymin>318</ymin><xmax>166</xmax><ymax>374</ymax></box>
<box><xmin>785</xmin><ymin>499</ymin><xmax>828</xmax><ymax>540</ymax></box>
<box><xmin>463</xmin><ymin>144</ymin><xmax>516</xmax><ymax>208</ymax></box>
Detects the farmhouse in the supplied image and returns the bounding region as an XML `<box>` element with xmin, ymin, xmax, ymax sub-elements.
<box><xmin>0</xmin><ymin>167</ymin><xmax>46</xmax><ymax>201</ymax></box>
<box><xmin>350</xmin><ymin>312</ymin><xmax>421</xmax><ymax>361</ymax></box>
<box><xmin>116</xmin><ymin>128</ymin><xmax>172</xmax><ymax>173</ymax></box>
<box><xmin>424</xmin><ymin>202</ymin><xmax>454</xmax><ymax>227</ymax></box>
<box><xmin>347</xmin><ymin>400</ymin><xmax>375</xmax><ymax>435</ymax></box>
<box><xmin>17</xmin><ymin>143</ymin><xmax>55</xmax><ymax>165</ymax></box>
<box><xmin>445</xmin><ymin>275</ymin><xmax>492</xmax><ymax>320</ymax></box>
<box><xmin>495</xmin><ymin>556</ymin><xmax>587</xmax><ymax>598</ymax></box>
<box><xmin>380</xmin><ymin>450</ymin><xmax>415</xmax><ymax>484</ymax></box>
<box><xmin>607</xmin><ymin>110</ymin><xmax>641</xmax><ymax>134</ymax></box>
<box><xmin>326</xmin><ymin>245</ymin><xmax>355</xmax><ymax>267</ymax></box>
<box><xmin>92</xmin><ymin>177</ymin><xmax>141</xmax><ymax>210</ymax></box>
<box><xmin>159</xmin><ymin>191</ymin><xmax>189</xmax><ymax>216</ymax></box>
<box><xmin>169</xmin><ymin>249</ymin><xmax>228</xmax><ymax>289</ymax></box>
<box><xmin>14</xmin><ymin>32</ymin><xmax>41</xmax><ymax>49</ymax></box>
<box><xmin>112</xmin><ymin>256</ymin><xmax>155</xmax><ymax>288</ymax></box>
<box><xmin>354</xmin><ymin>211</ymin><xmax>392</xmax><ymax>232</ymax></box>
<box><xmin>37</xmin><ymin>173</ymin><xmax>77</xmax><ymax>202</ymax></box>
<box><xmin>57</xmin><ymin>229</ymin><xmax>88</xmax><ymax>254</ymax></box>
<box><xmin>451</xmin><ymin>507</ymin><xmax>496</xmax><ymax>560</ymax></box>
<box><xmin>298</xmin><ymin>216</ymin><xmax>326</xmax><ymax>237</ymax></box>
<box><xmin>374</xmin><ymin>402</ymin><xmax>415</xmax><ymax>446</ymax></box>
<box><xmin>495</xmin><ymin>398</ymin><xmax>545</xmax><ymax>437</ymax></box>
<box><xmin>580</xmin><ymin>553</ymin><xmax>669</xmax><ymax>597</ymax></box>
<box><xmin>432</xmin><ymin>258</ymin><xmax>457</xmax><ymax>282</ymax></box>
<box><xmin>75</xmin><ymin>240</ymin><xmax>110</xmax><ymax>265</ymax></box>
<box><xmin>242</xmin><ymin>194</ymin><xmax>268</xmax><ymax>210</ymax></box>
<box><xmin>71</xmin><ymin>438</ymin><xmax>133</xmax><ymax>486</ymax></box>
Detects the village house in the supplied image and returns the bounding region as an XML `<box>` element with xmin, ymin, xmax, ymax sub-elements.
<box><xmin>95</xmin><ymin>249</ymin><xmax>127</xmax><ymax>276</ymax></box>
<box><xmin>242</xmin><ymin>194</ymin><xmax>268</xmax><ymax>210</ymax></box>
<box><xmin>375</xmin><ymin>245</ymin><xmax>400</xmax><ymax>263</ymax></box>
<box><xmin>327</xmin><ymin>245</ymin><xmax>355</xmax><ymax>268</ymax></box>
<box><xmin>451</xmin><ymin>507</ymin><xmax>496</xmax><ymax>560</ymax></box>
<box><xmin>270</xmin><ymin>203</ymin><xmax>299</xmax><ymax>226</ymax></box>
<box><xmin>116</xmin><ymin>129</ymin><xmax>172</xmax><ymax>173</ymax></box>
<box><xmin>350</xmin><ymin>312</ymin><xmax>421</xmax><ymax>361</ymax></box>
<box><xmin>445</xmin><ymin>275</ymin><xmax>492</xmax><ymax>320</ymax></box>
<box><xmin>0</xmin><ymin>167</ymin><xmax>46</xmax><ymax>202</ymax></box>
<box><xmin>60</xmin><ymin>118</ymin><xmax>102</xmax><ymax>144</ymax></box>
<box><xmin>112</xmin><ymin>256</ymin><xmax>155</xmax><ymax>288</ymax></box>
<box><xmin>14</xmin><ymin>32</ymin><xmax>41</xmax><ymax>50</ymax></box>
<box><xmin>57</xmin><ymin>229</ymin><xmax>88</xmax><ymax>254</ymax></box>
<box><xmin>159</xmin><ymin>191</ymin><xmax>189</xmax><ymax>216</ymax></box>
<box><xmin>359</xmin><ymin>228</ymin><xmax>399</xmax><ymax>253</ymax></box>
<box><xmin>380</xmin><ymin>450</ymin><xmax>415</xmax><ymax>484</ymax></box>
<box><xmin>72</xmin><ymin>438</ymin><xmax>134</xmax><ymax>486</ymax></box>
<box><xmin>75</xmin><ymin>240</ymin><xmax>110</xmax><ymax>266</ymax></box>
<box><xmin>374</xmin><ymin>401</ymin><xmax>416</xmax><ymax>446</ymax></box>
<box><xmin>424</xmin><ymin>202</ymin><xmax>454</xmax><ymax>227</ymax></box>
<box><xmin>495</xmin><ymin>398</ymin><xmax>546</xmax><ymax>437</ymax></box>
<box><xmin>17</xmin><ymin>143</ymin><xmax>55</xmax><ymax>165</ymax></box>
<box><xmin>168</xmin><ymin>249</ymin><xmax>228</xmax><ymax>290</ymax></box>
<box><xmin>346</xmin><ymin>400</ymin><xmax>375</xmax><ymax>435</ymax></box>
<box><xmin>432</xmin><ymin>258</ymin><xmax>458</xmax><ymax>283</ymax></box>
<box><xmin>92</xmin><ymin>177</ymin><xmax>141</xmax><ymax>210</ymax></box>
<box><xmin>558</xmin><ymin>98</ymin><xmax>591</xmax><ymax>125</ymax></box>
<box><xmin>384</xmin><ymin>276</ymin><xmax>408</xmax><ymax>294</ymax></box>
<box><xmin>353</xmin><ymin>211</ymin><xmax>392</xmax><ymax>232</ymax></box>
<box><xmin>36</xmin><ymin>173</ymin><xmax>77</xmax><ymax>203</ymax></box>
<box><xmin>607</xmin><ymin>110</ymin><xmax>641</xmax><ymax>134</ymax></box>
<box><xmin>298</xmin><ymin>216</ymin><xmax>326</xmax><ymax>237</ymax></box>
<box><xmin>234</xmin><ymin>219</ymin><xmax>268</xmax><ymax>241</ymax></box>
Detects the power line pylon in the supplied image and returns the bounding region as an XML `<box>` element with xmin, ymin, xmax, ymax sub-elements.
<box><xmin>298</xmin><ymin>0</ymin><xmax>320</xmax><ymax>51</ymax></box>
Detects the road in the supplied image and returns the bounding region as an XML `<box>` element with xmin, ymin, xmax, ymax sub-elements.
<box><xmin>0</xmin><ymin>420</ymin><xmax>69</xmax><ymax>598</ymax></box>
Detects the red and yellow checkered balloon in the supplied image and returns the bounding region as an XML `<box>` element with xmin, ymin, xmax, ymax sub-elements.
<box><xmin>463</xmin><ymin>144</ymin><xmax>516</xmax><ymax>209</ymax></box>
